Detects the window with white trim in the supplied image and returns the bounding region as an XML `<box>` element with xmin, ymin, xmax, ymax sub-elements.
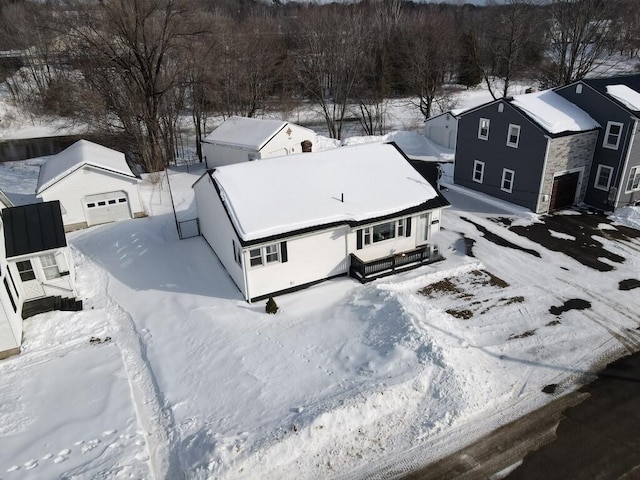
<box><xmin>501</xmin><ymin>169</ymin><xmax>514</xmax><ymax>193</ymax></box>
<box><xmin>594</xmin><ymin>164</ymin><xmax>614</xmax><ymax>191</ymax></box>
<box><xmin>473</xmin><ymin>160</ymin><xmax>485</xmax><ymax>183</ymax></box>
<box><xmin>626</xmin><ymin>166</ymin><xmax>640</xmax><ymax>192</ymax></box>
<box><xmin>478</xmin><ymin>118</ymin><xmax>490</xmax><ymax>140</ymax></box>
<box><xmin>603</xmin><ymin>121</ymin><xmax>623</xmax><ymax>150</ymax></box>
<box><xmin>248</xmin><ymin>243</ymin><xmax>283</xmax><ymax>268</ymax></box>
<box><xmin>360</xmin><ymin>218</ymin><xmax>411</xmax><ymax>247</ymax></box>
<box><xmin>17</xmin><ymin>260</ymin><xmax>35</xmax><ymax>281</ymax></box>
<box><xmin>40</xmin><ymin>253</ymin><xmax>61</xmax><ymax>280</ymax></box>
<box><xmin>506</xmin><ymin>124</ymin><xmax>521</xmax><ymax>148</ymax></box>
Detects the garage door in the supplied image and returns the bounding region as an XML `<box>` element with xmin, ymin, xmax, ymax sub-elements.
<box><xmin>550</xmin><ymin>172</ymin><xmax>580</xmax><ymax>212</ymax></box>
<box><xmin>83</xmin><ymin>191</ymin><xmax>131</xmax><ymax>226</ymax></box>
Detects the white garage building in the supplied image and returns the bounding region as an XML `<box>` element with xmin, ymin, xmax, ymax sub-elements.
<box><xmin>202</xmin><ymin>116</ymin><xmax>317</xmax><ymax>169</ymax></box>
<box><xmin>36</xmin><ymin>140</ymin><xmax>144</xmax><ymax>231</ymax></box>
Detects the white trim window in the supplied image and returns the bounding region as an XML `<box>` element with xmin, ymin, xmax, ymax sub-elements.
<box><xmin>506</xmin><ymin>124</ymin><xmax>521</xmax><ymax>148</ymax></box>
<box><xmin>473</xmin><ymin>160</ymin><xmax>485</xmax><ymax>183</ymax></box>
<box><xmin>40</xmin><ymin>253</ymin><xmax>61</xmax><ymax>280</ymax></box>
<box><xmin>501</xmin><ymin>169</ymin><xmax>515</xmax><ymax>193</ymax></box>
<box><xmin>626</xmin><ymin>166</ymin><xmax>640</xmax><ymax>192</ymax></box>
<box><xmin>594</xmin><ymin>164</ymin><xmax>614</xmax><ymax>191</ymax></box>
<box><xmin>16</xmin><ymin>260</ymin><xmax>35</xmax><ymax>281</ymax></box>
<box><xmin>360</xmin><ymin>218</ymin><xmax>411</xmax><ymax>248</ymax></box>
<box><xmin>478</xmin><ymin>118</ymin><xmax>490</xmax><ymax>140</ymax></box>
<box><xmin>249</xmin><ymin>243</ymin><xmax>284</xmax><ymax>268</ymax></box>
<box><xmin>603</xmin><ymin>121</ymin><xmax>623</xmax><ymax>150</ymax></box>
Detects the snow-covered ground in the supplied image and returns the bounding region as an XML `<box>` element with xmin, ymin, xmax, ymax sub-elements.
<box><xmin>1</xmin><ymin>152</ymin><xmax>639</xmax><ymax>479</ymax></box>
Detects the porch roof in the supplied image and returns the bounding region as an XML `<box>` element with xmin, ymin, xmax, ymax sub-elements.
<box><xmin>2</xmin><ymin>201</ymin><xmax>67</xmax><ymax>258</ymax></box>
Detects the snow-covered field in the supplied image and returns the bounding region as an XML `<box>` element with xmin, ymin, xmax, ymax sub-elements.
<box><xmin>1</xmin><ymin>150</ymin><xmax>639</xmax><ymax>479</ymax></box>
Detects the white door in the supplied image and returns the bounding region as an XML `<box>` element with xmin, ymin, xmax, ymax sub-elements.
<box><xmin>84</xmin><ymin>191</ymin><xmax>132</xmax><ymax>226</ymax></box>
<box><xmin>416</xmin><ymin>213</ymin><xmax>431</xmax><ymax>246</ymax></box>
<box><xmin>16</xmin><ymin>260</ymin><xmax>45</xmax><ymax>299</ymax></box>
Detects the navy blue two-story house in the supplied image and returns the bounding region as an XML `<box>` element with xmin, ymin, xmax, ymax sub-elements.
<box><xmin>555</xmin><ymin>75</ymin><xmax>640</xmax><ymax>211</ymax></box>
<box><xmin>454</xmin><ymin>89</ymin><xmax>600</xmax><ymax>214</ymax></box>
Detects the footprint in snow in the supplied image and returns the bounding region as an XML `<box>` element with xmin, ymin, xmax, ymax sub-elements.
<box><xmin>58</xmin><ymin>449</ymin><xmax>71</xmax><ymax>456</ymax></box>
<box><xmin>53</xmin><ymin>456</ymin><xmax>67</xmax><ymax>464</ymax></box>
<box><xmin>24</xmin><ymin>460</ymin><xmax>38</xmax><ymax>470</ymax></box>
<box><xmin>74</xmin><ymin>440</ymin><xmax>84</xmax><ymax>446</ymax></box>
<box><xmin>102</xmin><ymin>430</ymin><xmax>116</xmax><ymax>436</ymax></box>
<box><xmin>7</xmin><ymin>465</ymin><xmax>20</xmax><ymax>472</ymax></box>
<box><xmin>42</xmin><ymin>453</ymin><xmax>53</xmax><ymax>460</ymax></box>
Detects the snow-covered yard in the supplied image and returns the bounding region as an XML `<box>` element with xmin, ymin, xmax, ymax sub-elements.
<box><xmin>1</xmin><ymin>156</ymin><xmax>639</xmax><ymax>479</ymax></box>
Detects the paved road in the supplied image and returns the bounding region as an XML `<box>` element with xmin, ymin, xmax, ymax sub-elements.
<box><xmin>401</xmin><ymin>352</ymin><xmax>640</xmax><ymax>480</ymax></box>
<box><xmin>506</xmin><ymin>351</ymin><xmax>640</xmax><ymax>480</ymax></box>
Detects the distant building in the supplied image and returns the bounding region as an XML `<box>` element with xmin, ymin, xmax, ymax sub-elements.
<box><xmin>201</xmin><ymin>116</ymin><xmax>317</xmax><ymax>169</ymax></box>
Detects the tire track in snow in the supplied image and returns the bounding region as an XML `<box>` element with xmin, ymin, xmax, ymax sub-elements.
<box><xmin>78</xmin><ymin>251</ymin><xmax>184</xmax><ymax>480</ymax></box>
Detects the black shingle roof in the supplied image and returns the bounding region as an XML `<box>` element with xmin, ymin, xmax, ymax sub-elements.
<box><xmin>2</xmin><ymin>201</ymin><xmax>67</xmax><ymax>258</ymax></box>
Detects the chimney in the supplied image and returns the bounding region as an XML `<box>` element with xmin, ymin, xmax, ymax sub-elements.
<box><xmin>301</xmin><ymin>140</ymin><xmax>313</xmax><ymax>153</ymax></box>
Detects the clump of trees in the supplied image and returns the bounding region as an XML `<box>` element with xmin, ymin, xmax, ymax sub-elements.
<box><xmin>0</xmin><ymin>0</ymin><xmax>637</xmax><ymax>171</ymax></box>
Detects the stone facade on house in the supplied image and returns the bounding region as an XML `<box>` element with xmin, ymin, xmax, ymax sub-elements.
<box><xmin>538</xmin><ymin>131</ymin><xmax>599</xmax><ymax>213</ymax></box>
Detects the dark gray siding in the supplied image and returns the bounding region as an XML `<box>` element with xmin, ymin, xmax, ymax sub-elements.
<box><xmin>620</xmin><ymin>120</ymin><xmax>640</xmax><ymax>207</ymax></box>
<box><xmin>556</xmin><ymin>82</ymin><xmax>634</xmax><ymax>210</ymax></box>
<box><xmin>454</xmin><ymin>100</ymin><xmax>546</xmax><ymax>212</ymax></box>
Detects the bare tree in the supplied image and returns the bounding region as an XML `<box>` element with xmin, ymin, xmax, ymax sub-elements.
<box><xmin>288</xmin><ymin>5</ymin><xmax>368</xmax><ymax>139</ymax></box>
<box><xmin>400</xmin><ymin>10</ymin><xmax>458</xmax><ymax>119</ymax></box>
<box><xmin>207</xmin><ymin>14</ymin><xmax>288</xmax><ymax>119</ymax></box>
<box><xmin>542</xmin><ymin>0</ymin><xmax>619</xmax><ymax>87</ymax></box>
<box><xmin>62</xmin><ymin>0</ymin><xmax>203</xmax><ymax>172</ymax></box>
<box><xmin>486</xmin><ymin>0</ymin><xmax>543</xmax><ymax>97</ymax></box>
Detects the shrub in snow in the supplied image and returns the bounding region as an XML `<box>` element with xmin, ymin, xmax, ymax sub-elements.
<box><xmin>266</xmin><ymin>297</ymin><xmax>278</xmax><ymax>314</ymax></box>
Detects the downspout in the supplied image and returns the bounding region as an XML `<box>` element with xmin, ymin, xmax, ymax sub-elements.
<box><xmin>242</xmin><ymin>248</ymin><xmax>251</xmax><ymax>303</ymax></box>
<box><xmin>615</xmin><ymin>117</ymin><xmax>638</xmax><ymax>209</ymax></box>
<box><xmin>535</xmin><ymin>135</ymin><xmax>552</xmax><ymax>214</ymax></box>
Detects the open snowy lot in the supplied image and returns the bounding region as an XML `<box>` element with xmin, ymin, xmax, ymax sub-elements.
<box><xmin>0</xmin><ymin>156</ymin><xmax>639</xmax><ymax>479</ymax></box>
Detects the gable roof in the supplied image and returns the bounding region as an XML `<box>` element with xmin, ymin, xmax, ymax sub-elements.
<box><xmin>457</xmin><ymin>90</ymin><xmax>600</xmax><ymax>136</ymax></box>
<box><xmin>584</xmin><ymin>74</ymin><xmax>640</xmax><ymax>115</ymax></box>
<box><xmin>202</xmin><ymin>116</ymin><xmax>313</xmax><ymax>151</ymax></box>
<box><xmin>2</xmin><ymin>201</ymin><xmax>67</xmax><ymax>258</ymax></box>
<box><xmin>36</xmin><ymin>140</ymin><xmax>138</xmax><ymax>194</ymax></box>
<box><xmin>509</xmin><ymin>89</ymin><xmax>600</xmax><ymax>134</ymax></box>
<box><xmin>205</xmin><ymin>142</ymin><xmax>449</xmax><ymax>243</ymax></box>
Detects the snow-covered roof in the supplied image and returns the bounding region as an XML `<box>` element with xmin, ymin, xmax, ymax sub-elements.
<box><xmin>36</xmin><ymin>140</ymin><xmax>137</xmax><ymax>194</ymax></box>
<box><xmin>510</xmin><ymin>90</ymin><xmax>600</xmax><ymax>134</ymax></box>
<box><xmin>605</xmin><ymin>84</ymin><xmax>640</xmax><ymax>112</ymax></box>
<box><xmin>210</xmin><ymin>142</ymin><xmax>446</xmax><ymax>242</ymax></box>
<box><xmin>203</xmin><ymin>116</ymin><xmax>312</xmax><ymax>151</ymax></box>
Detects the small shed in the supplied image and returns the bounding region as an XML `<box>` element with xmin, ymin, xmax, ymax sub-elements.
<box><xmin>201</xmin><ymin>116</ymin><xmax>317</xmax><ymax>169</ymax></box>
<box><xmin>424</xmin><ymin>109</ymin><xmax>465</xmax><ymax>150</ymax></box>
<box><xmin>36</xmin><ymin>140</ymin><xmax>144</xmax><ymax>231</ymax></box>
<box><xmin>2</xmin><ymin>201</ymin><xmax>77</xmax><ymax>308</ymax></box>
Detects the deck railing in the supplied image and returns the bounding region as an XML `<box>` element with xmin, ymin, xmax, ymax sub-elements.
<box><xmin>349</xmin><ymin>245</ymin><xmax>441</xmax><ymax>282</ymax></box>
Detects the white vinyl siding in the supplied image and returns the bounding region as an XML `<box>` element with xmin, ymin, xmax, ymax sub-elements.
<box><xmin>594</xmin><ymin>165</ymin><xmax>614</xmax><ymax>191</ymax></box>
<box><xmin>473</xmin><ymin>160</ymin><xmax>485</xmax><ymax>183</ymax></box>
<box><xmin>603</xmin><ymin>121</ymin><xmax>623</xmax><ymax>150</ymax></box>
<box><xmin>478</xmin><ymin>118</ymin><xmax>490</xmax><ymax>140</ymax></box>
<box><xmin>506</xmin><ymin>124</ymin><xmax>521</xmax><ymax>148</ymax></box>
<box><xmin>501</xmin><ymin>169</ymin><xmax>515</xmax><ymax>193</ymax></box>
<box><xmin>625</xmin><ymin>166</ymin><xmax>640</xmax><ymax>192</ymax></box>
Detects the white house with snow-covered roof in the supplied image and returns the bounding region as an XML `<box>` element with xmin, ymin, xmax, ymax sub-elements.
<box><xmin>454</xmin><ymin>89</ymin><xmax>601</xmax><ymax>214</ymax></box>
<box><xmin>194</xmin><ymin>142</ymin><xmax>449</xmax><ymax>302</ymax></box>
<box><xmin>35</xmin><ymin>140</ymin><xmax>144</xmax><ymax>231</ymax></box>
<box><xmin>201</xmin><ymin>116</ymin><xmax>317</xmax><ymax>169</ymax></box>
